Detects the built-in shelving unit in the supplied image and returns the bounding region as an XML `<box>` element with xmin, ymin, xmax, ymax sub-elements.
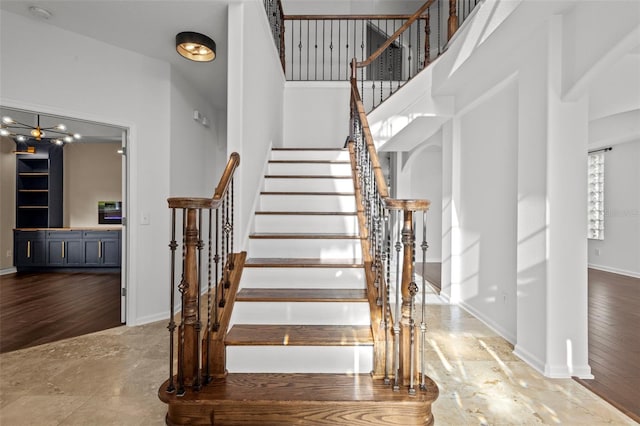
<box><xmin>15</xmin><ymin>144</ymin><xmax>63</xmax><ymax>228</ymax></box>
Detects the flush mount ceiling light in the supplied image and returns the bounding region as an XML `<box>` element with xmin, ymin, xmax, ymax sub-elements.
<box><xmin>176</xmin><ymin>31</ymin><xmax>216</xmax><ymax>62</ymax></box>
<box><xmin>1</xmin><ymin>114</ymin><xmax>81</xmax><ymax>145</ymax></box>
<box><xmin>28</xmin><ymin>5</ymin><xmax>53</xmax><ymax>20</ymax></box>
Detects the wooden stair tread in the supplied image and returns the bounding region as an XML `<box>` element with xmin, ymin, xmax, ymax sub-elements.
<box><xmin>160</xmin><ymin>373</ymin><xmax>437</xmax><ymax>425</ymax></box>
<box><xmin>225</xmin><ymin>325</ymin><xmax>373</xmax><ymax>346</ymax></box>
<box><xmin>236</xmin><ymin>288</ymin><xmax>367</xmax><ymax>302</ymax></box>
<box><xmin>245</xmin><ymin>258</ymin><xmax>364</xmax><ymax>268</ymax></box>
<box><xmin>255</xmin><ymin>211</ymin><xmax>357</xmax><ymax>216</ymax></box>
<box><xmin>249</xmin><ymin>233</ymin><xmax>361</xmax><ymax>239</ymax></box>
<box><xmin>269</xmin><ymin>160</ymin><xmax>350</xmax><ymax>164</ymax></box>
<box><xmin>261</xmin><ymin>191</ymin><xmax>355</xmax><ymax>195</ymax></box>
<box><xmin>265</xmin><ymin>175</ymin><xmax>352</xmax><ymax>179</ymax></box>
<box><xmin>272</xmin><ymin>148</ymin><xmax>346</xmax><ymax>151</ymax></box>
<box><xmin>160</xmin><ymin>373</ymin><xmax>437</xmax><ymax>403</ymax></box>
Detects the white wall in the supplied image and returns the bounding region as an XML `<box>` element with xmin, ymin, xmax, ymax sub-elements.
<box><xmin>0</xmin><ymin>137</ymin><xmax>16</xmax><ymax>270</ymax></box>
<box><xmin>169</xmin><ymin>69</ymin><xmax>223</xmax><ymax>198</ymax></box>
<box><xmin>63</xmin><ymin>143</ymin><xmax>122</xmax><ymax>227</ymax></box>
<box><xmin>283</xmin><ymin>82</ymin><xmax>350</xmax><ymax>147</ymax></box>
<box><xmin>227</xmin><ymin>0</ymin><xmax>285</xmax><ymax>249</ymax></box>
<box><xmin>0</xmin><ymin>9</ymin><xmax>218</xmax><ymax>325</ymax></box>
<box><xmin>588</xmin><ymin>140</ymin><xmax>640</xmax><ymax>277</ymax></box>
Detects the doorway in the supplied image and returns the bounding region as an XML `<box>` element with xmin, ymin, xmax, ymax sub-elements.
<box><xmin>0</xmin><ymin>106</ymin><xmax>128</xmax><ymax>352</ymax></box>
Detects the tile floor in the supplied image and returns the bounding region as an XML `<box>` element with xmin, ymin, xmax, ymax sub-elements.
<box><xmin>0</xmin><ymin>291</ymin><xmax>635</xmax><ymax>425</ymax></box>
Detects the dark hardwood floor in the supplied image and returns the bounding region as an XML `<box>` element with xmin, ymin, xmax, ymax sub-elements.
<box><xmin>0</xmin><ymin>271</ymin><xmax>122</xmax><ymax>354</ymax></box>
<box><xmin>575</xmin><ymin>268</ymin><xmax>640</xmax><ymax>423</ymax></box>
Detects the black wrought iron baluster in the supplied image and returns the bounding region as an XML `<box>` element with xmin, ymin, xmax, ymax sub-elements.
<box><xmin>166</xmin><ymin>208</ymin><xmax>178</xmax><ymax>394</ymax></box>
<box><xmin>230</xmin><ymin>178</ymin><xmax>235</xmax><ymax>270</ymax></box>
<box><xmin>298</xmin><ymin>21</ymin><xmax>302</xmax><ymax>81</ymax></box>
<box><xmin>213</xmin><ymin>209</ymin><xmax>220</xmax><ymax>329</ymax></box>
<box><xmin>290</xmin><ymin>19</ymin><xmax>294</xmax><ymax>79</ymax></box>
<box><xmin>323</xmin><ymin>20</ymin><xmax>326</xmax><ymax>81</ymax></box>
<box><xmin>203</xmin><ymin>208</ymin><xmax>213</xmax><ymax>385</ymax></box>
<box><xmin>338</xmin><ymin>20</ymin><xmax>342</xmax><ymax>80</ymax></box>
<box><xmin>408</xmin><ymin>213</ymin><xmax>418</xmax><ymax>396</ymax></box>
<box><xmin>177</xmin><ymin>208</ymin><xmax>187</xmax><ymax>396</ymax></box>
<box><xmin>219</xmin><ymin>197</ymin><xmax>226</xmax><ymax>307</ymax></box>
<box><xmin>420</xmin><ymin>210</ymin><xmax>429</xmax><ymax>390</ymax></box>
<box><xmin>224</xmin><ymin>190</ymin><xmax>231</xmax><ymax>288</ymax></box>
<box><xmin>345</xmin><ymin>19</ymin><xmax>349</xmax><ymax>80</ymax></box>
<box><xmin>425</xmin><ymin>13</ymin><xmax>431</xmax><ymax>67</ymax></box>
<box><xmin>437</xmin><ymin>0</ymin><xmax>442</xmax><ymax>56</ymax></box>
<box><xmin>330</xmin><ymin>20</ymin><xmax>334</xmax><ymax>80</ymax></box>
<box><xmin>383</xmin><ymin>207</ymin><xmax>392</xmax><ymax>385</ymax></box>
<box><xmin>306</xmin><ymin>20</ymin><xmax>310</xmax><ymax>80</ymax></box>
<box><xmin>392</xmin><ymin>209</ymin><xmax>402</xmax><ymax>392</ymax></box>
<box><xmin>193</xmin><ymin>209</ymin><xmax>203</xmax><ymax>391</ymax></box>
<box><xmin>315</xmin><ymin>20</ymin><xmax>318</xmax><ymax>80</ymax></box>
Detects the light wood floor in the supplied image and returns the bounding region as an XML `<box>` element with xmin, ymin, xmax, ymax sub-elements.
<box><xmin>575</xmin><ymin>268</ymin><xmax>640</xmax><ymax>423</ymax></box>
<box><xmin>0</xmin><ymin>271</ymin><xmax>122</xmax><ymax>353</ymax></box>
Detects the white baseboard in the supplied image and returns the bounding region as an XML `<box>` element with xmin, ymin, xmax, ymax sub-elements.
<box><xmin>588</xmin><ymin>263</ymin><xmax>640</xmax><ymax>279</ymax></box>
<box><xmin>458</xmin><ymin>299</ymin><xmax>516</xmax><ymax>344</ymax></box>
<box><xmin>0</xmin><ymin>267</ymin><xmax>17</xmax><ymax>276</ymax></box>
<box><xmin>513</xmin><ymin>344</ymin><xmax>545</xmax><ymax>375</ymax></box>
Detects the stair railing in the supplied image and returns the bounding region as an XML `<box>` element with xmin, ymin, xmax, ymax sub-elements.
<box><xmin>164</xmin><ymin>152</ymin><xmax>242</xmax><ymax>396</ymax></box>
<box><xmin>348</xmin><ymin>80</ymin><xmax>432</xmax><ymax>394</ymax></box>
<box><xmin>264</xmin><ymin>0</ymin><xmax>481</xmax><ymax>110</ymax></box>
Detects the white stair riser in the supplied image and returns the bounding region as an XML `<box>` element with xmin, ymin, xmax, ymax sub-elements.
<box><xmin>268</xmin><ymin>163</ymin><xmax>352</xmax><ymax>176</ymax></box>
<box><xmin>264</xmin><ymin>178</ymin><xmax>354</xmax><ymax>192</ymax></box>
<box><xmin>271</xmin><ymin>150</ymin><xmax>350</xmax><ymax>161</ymax></box>
<box><xmin>230</xmin><ymin>302</ymin><xmax>370</xmax><ymax>326</ymax></box>
<box><xmin>260</xmin><ymin>194</ymin><xmax>356</xmax><ymax>212</ymax></box>
<box><xmin>241</xmin><ymin>267</ymin><xmax>365</xmax><ymax>289</ymax></box>
<box><xmin>226</xmin><ymin>346</ymin><xmax>373</xmax><ymax>374</ymax></box>
<box><xmin>254</xmin><ymin>215</ymin><xmax>359</xmax><ymax>234</ymax></box>
<box><xmin>249</xmin><ymin>238</ymin><xmax>362</xmax><ymax>259</ymax></box>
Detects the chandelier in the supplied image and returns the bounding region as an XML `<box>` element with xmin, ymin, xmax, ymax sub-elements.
<box><xmin>0</xmin><ymin>114</ymin><xmax>81</xmax><ymax>145</ymax></box>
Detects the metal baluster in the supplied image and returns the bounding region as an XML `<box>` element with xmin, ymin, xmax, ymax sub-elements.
<box><xmin>194</xmin><ymin>209</ymin><xmax>204</xmax><ymax>391</ymax></box>
<box><xmin>213</xmin><ymin>209</ymin><xmax>220</xmax><ymax>330</ymax></box>
<box><xmin>230</xmin><ymin>178</ymin><xmax>235</xmax><ymax>271</ymax></box>
<box><xmin>393</xmin><ymin>209</ymin><xmax>402</xmax><ymax>392</ymax></box>
<box><xmin>417</xmin><ymin>18</ymin><xmax>421</xmax><ymax>72</ymax></box>
<box><xmin>219</xmin><ymin>197</ymin><xmax>226</xmax><ymax>307</ymax></box>
<box><xmin>330</xmin><ymin>20</ymin><xmax>333</xmax><ymax>80</ymax></box>
<box><xmin>384</xmin><ymin>207</ymin><xmax>392</xmax><ymax>385</ymax></box>
<box><xmin>438</xmin><ymin>0</ymin><xmax>442</xmax><ymax>55</ymax></box>
<box><xmin>361</xmin><ymin>20</ymin><xmax>365</xmax><ymax>101</ymax></box>
<box><xmin>298</xmin><ymin>21</ymin><xmax>302</xmax><ymax>81</ymax></box>
<box><xmin>315</xmin><ymin>20</ymin><xmax>318</xmax><ymax>80</ymax></box>
<box><xmin>408</xmin><ymin>19</ymin><xmax>413</xmax><ymax>79</ymax></box>
<box><xmin>224</xmin><ymin>190</ymin><xmax>231</xmax><ymax>288</ymax></box>
<box><xmin>408</xmin><ymin>213</ymin><xmax>418</xmax><ymax>396</ymax></box>
<box><xmin>425</xmin><ymin>13</ymin><xmax>431</xmax><ymax>67</ymax></box>
<box><xmin>166</xmin><ymin>208</ymin><xmax>178</xmax><ymax>394</ymax></box>
<box><xmin>203</xmin><ymin>208</ymin><xmax>213</xmax><ymax>385</ymax></box>
<box><xmin>323</xmin><ymin>20</ymin><xmax>326</xmax><ymax>81</ymax></box>
<box><xmin>177</xmin><ymin>208</ymin><xmax>187</xmax><ymax>396</ymax></box>
<box><xmin>420</xmin><ymin>210</ymin><xmax>429</xmax><ymax>390</ymax></box>
<box><xmin>338</xmin><ymin>20</ymin><xmax>342</xmax><ymax>80</ymax></box>
<box><xmin>306</xmin><ymin>20</ymin><xmax>310</xmax><ymax>80</ymax></box>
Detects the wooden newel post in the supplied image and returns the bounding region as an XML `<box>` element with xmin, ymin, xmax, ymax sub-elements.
<box><xmin>448</xmin><ymin>0</ymin><xmax>458</xmax><ymax>40</ymax></box>
<box><xmin>178</xmin><ymin>208</ymin><xmax>201</xmax><ymax>389</ymax></box>
<box><xmin>398</xmin><ymin>209</ymin><xmax>418</xmax><ymax>387</ymax></box>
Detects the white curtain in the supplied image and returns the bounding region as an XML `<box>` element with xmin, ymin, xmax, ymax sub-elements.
<box><xmin>588</xmin><ymin>151</ymin><xmax>605</xmax><ymax>240</ymax></box>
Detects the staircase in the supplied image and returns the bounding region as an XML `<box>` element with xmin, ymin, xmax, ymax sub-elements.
<box><xmin>159</xmin><ymin>148</ymin><xmax>437</xmax><ymax>425</ymax></box>
<box><xmin>227</xmin><ymin>147</ymin><xmax>373</xmax><ymax>374</ymax></box>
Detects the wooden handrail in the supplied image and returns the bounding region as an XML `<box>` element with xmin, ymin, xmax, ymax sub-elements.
<box><xmin>285</xmin><ymin>14</ymin><xmax>428</xmax><ymax>21</ymax></box>
<box><xmin>168</xmin><ymin>152</ymin><xmax>240</xmax><ymax>210</ymax></box>
<box><xmin>354</xmin><ymin>0</ymin><xmax>436</xmax><ymax>71</ymax></box>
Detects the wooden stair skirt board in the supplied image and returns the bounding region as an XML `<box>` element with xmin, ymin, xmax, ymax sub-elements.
<box><xmin>159</xmin><ymin>373</ymin><xmax>438</xmax><ymax>426</ymax></box>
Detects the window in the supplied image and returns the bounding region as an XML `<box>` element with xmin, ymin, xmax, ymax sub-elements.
<box><xmin>588</xmin><ymin>151</ymin><xmax>605</xmax><ymax>240</ymax></box>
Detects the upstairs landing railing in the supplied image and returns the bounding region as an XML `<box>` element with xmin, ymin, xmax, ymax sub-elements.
<box><xmin>163</xmin><ymin>153</ymin><xmax>241</xmax><ymax>396</ymax></box>
<box><xmin>264</xmin><ymin>0</ymin><xmax>481</xmax><ymax>110</ymax></box>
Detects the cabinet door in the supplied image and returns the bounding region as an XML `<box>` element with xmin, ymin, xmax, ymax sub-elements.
<box><xmin>14</xmin><ymin>231</ymin><xmax>46</xmax><ymax>267</ymax></box>
<box><xmin>47</xmin><ymin>240</ymin><xmax>65</xmax><ymax>265</ymax></box>
<box><xmin>65</xmin><ymin>240</ymin><xmax>84</xmax><ymax>266</ymax></box>
<box><xmin>83</xmin><ymin>239</ymin><xmax>102</xmax><ymax>266</ymax></box>
<box><xmin>101</xmin><ymin>239</ymin><xmax>121</xmax><ymax>267</ymax></box>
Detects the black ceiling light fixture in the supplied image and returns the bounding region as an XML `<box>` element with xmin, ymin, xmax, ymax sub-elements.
<box><xmin>176</xmin><ymin>31</ymin><xmax>216</xmax><ymax>62</ymax></box>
